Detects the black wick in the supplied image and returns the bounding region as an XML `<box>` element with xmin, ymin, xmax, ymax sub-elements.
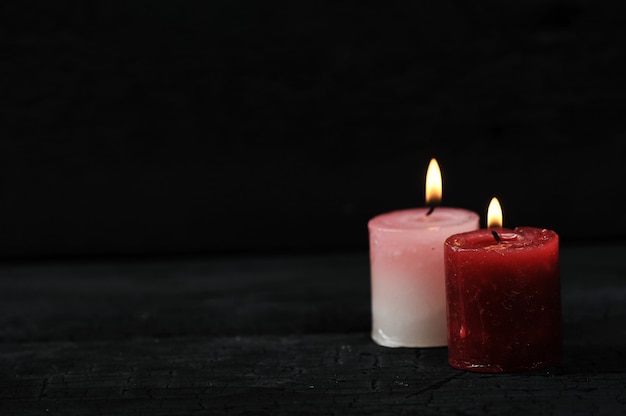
<box><xmin>491</xmin><ymin>230</ymin><xmax>502</xmax><ymax>244</ymax></box>
<box><xmin>426</xmin><ymin>206</ymin><xmax>435</xmax><ymax>216</ymax></box>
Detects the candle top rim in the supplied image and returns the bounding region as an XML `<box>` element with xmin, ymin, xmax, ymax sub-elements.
<box><xmin>368</xmin><ymin>207</ymin><xmax>480</xmax><ymax>231</ymax></box>
<box><xmin>445</xmin><ymin>226</ymin><xmax>558</xmax><ymax>251</ymax></box>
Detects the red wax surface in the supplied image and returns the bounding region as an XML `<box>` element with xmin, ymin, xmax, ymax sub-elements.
<box><xmin>444</xmin><ymin>227</ymin><xmax>562</xmax><ymax>373</ymax></box>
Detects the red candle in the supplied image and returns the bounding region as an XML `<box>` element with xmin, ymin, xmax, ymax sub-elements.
<box><xmin>444</xmin><ymin>197</ymin><xmax>562</xmax><ymax>372</ymax></box>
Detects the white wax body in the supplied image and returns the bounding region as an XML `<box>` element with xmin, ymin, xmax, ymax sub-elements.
<box><xmin>368</xmin><ymin>207</ymin><xmax>480</xmax><ymax>348</ymax></box>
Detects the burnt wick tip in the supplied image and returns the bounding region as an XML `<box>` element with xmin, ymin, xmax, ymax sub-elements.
<box><xmin>491</xmin><ymin>230</ymin><xmax>502</xmax><ymax>244</ymax></box>
<box><xmin>426</xmin><ymin>206</ymin><xmax>435</xmax><ymax>216</ymax></box>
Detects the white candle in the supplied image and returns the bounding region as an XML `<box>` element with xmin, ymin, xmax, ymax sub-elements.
<box><xmin>368</xmin><ymin>159</ymin><xmax>480</xmax><ymax>347</ymax></box>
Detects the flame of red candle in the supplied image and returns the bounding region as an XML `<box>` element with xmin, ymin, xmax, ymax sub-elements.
<box><xmin>487</xmin><ymin>197</ymin><xmax>503</xmax><ymax>228</ymax></box>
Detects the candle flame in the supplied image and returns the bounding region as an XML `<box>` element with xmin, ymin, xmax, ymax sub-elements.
<box><xmin>425</xmin><ymin>158</ymin><xmax>442</xmax><ymax>206</ymax></box>
<box><xmin>487</xmin><ymin>197</ymin><xmax>503</xmax><ymax>228</ymax></box>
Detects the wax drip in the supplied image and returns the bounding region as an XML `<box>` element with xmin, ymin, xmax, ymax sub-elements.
<box><xmin>491</xmin><ymin>230</ymin><xmax>502</xmax><ymax>244</ymax></box>
<box><xmin>426</xmin><ymin>206</ymin><xmax>435</xmax><ymax>216</ymax></box>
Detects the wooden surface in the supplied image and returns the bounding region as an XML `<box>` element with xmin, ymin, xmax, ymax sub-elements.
<box><xmin>0</xmin><ymin>243</ymin><xmax>625</xmax><ymax>415</ymax></box>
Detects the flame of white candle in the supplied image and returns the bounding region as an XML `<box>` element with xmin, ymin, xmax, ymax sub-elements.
<box><xmin>425</xmin><ymin>158</ymin><xmax>442</xmax><ymax>206</ymax></box>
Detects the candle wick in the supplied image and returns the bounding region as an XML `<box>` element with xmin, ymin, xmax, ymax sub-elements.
<box><xmin>491</xmin><ymin>230</ymin><xmax>502</xmax><ymax>244</ymax></box>
<box><xmin>426</xmin><ymin>206</ymin><xmax>435</xmax><ymax>216</ymax></box>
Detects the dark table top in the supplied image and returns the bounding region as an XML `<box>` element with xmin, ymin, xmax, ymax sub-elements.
<box><xmin>0</xmin><ymin>243</ymin><xmax>625</xmax><ymax>415</ymax></box>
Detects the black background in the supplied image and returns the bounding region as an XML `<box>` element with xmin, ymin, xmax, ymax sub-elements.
<box><xmin>2</xmin><ymin>4</ymin><xmax>626</xmax><ymax>415</ymax></box>
<box><xmin>3</xmin><ymin>1</ymin><xmax>626</xmax><ymax>259</ymax></box>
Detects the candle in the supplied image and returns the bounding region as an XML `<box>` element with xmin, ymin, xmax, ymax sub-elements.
<box><xmin>368</xmin><ymin>159</ymin><xmax>480</xmax><ymax>348</ymax></box>
<box><xmin>444</xmin><ymin>197</ymin><xmax>562</xmax><ymax>372</ymax></box>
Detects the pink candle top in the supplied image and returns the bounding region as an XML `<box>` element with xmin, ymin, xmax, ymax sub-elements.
<box><xmin>369</xmin><ymin>207</ymin><xmax>480</xmax><ymax>232</ymax></box>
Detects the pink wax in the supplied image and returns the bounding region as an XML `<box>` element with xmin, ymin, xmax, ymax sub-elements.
<box><xmin>368</xmin><ymin>207</ymin><xmax>480</xmax><ymax>347</ymax></box>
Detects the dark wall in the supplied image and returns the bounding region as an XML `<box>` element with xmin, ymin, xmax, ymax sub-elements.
<box><xmin>2</xmin><ymin>1</ymin><xmax>626</xmax><ymax>258</ymax></box>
